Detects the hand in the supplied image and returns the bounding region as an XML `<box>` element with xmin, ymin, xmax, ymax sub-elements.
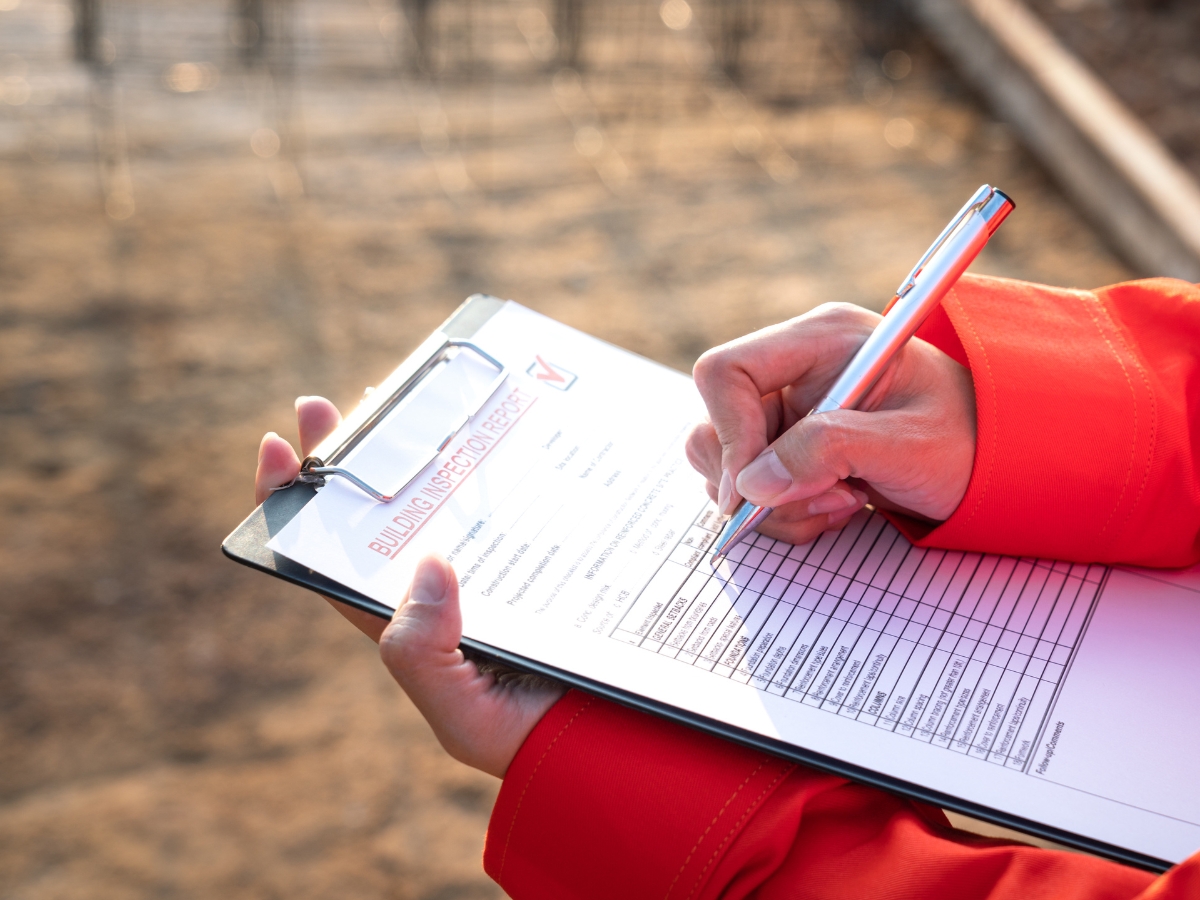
<box><xmin>254</xmin><ymin>397</ymin><xmax>565</xmax><ymax>778</ymax></box>
<box><xmin>686</xmin><ymin>303</ymin><xmax>976</xmax><ymax>546</ymax></box>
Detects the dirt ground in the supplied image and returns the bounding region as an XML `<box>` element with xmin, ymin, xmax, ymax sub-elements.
<box><xmin>0</xmin><ymin>1</ymin><xmax>1134</xmax><ymax>897</ymax></box>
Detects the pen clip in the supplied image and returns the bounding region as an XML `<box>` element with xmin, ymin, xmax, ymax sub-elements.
<box><xmin>895</xmin><ymin>184</ymin><xmax>994</xmax><ymax>299</ymax></box>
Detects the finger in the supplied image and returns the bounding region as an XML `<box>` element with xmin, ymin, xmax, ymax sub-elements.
<box><xmin>736</xmin><ymin>406</ymin><xmax>942</xmax><ymax>513</ymax></box>
<box><xmin>735</xmin><ymin>409</ymin><xmax>882</xmax><ymax>505</ymax></box>
<box><xmin>692</xmin><ymin>304</ymin><xmax>877</xmax><ymax>513</ymax></box>
<box><xmin>755</xmin><ymin>504</ymin><xmax>850</xmax><ymax>546</ymax></box>
<box><xmin>825</xmin><ymin>503</ymin><xmax>862</xmax><ymax>528</ymax></box>
<box><xmin>255</xmin><ymin>431</ymin><xmax>301</xmax><ymax>505</ymax></box>
<box><xmin>379</xmin><ymin>555</ymin><xmax>467</xmax><ymax>696</ymax></box>
<box><xmin>296</xmin><ymin>396</ymin><xmax>343</xmax><ymax>458</ymax></box>
<box><xmin>378</xmin><ymin>556</ymin><xmax>494</xmax><ymax>768</ymax></box>
<box><xmin>751</xmin><ymin>479</ymin><xmax>868</xmax><ymax>544</ymax></box>
<box><xmin>685</xmin><ymin>421</ymin><xmax>722</xmax><ymax>485</ymax></box>
<box><xmin>686</xmin><ymin>395</ymin><xmax>789</xmax><ymax>510</ymax></box>
<box><xmin>379</xmin><ymin>556</ymin><xmax>564</xmax><ymax>778</ymax></box>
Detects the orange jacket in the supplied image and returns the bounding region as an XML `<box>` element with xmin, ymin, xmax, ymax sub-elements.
<box><xmin>483</xmin><ymin>275</ymin><xmax>1200</xmax><ymax>899</ymax></box>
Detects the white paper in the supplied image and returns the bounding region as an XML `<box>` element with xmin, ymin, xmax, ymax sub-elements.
<box><xmin>269</xmin><ymin>302</ymin><xmax>1200</xmax><ymax>866</ymax></box>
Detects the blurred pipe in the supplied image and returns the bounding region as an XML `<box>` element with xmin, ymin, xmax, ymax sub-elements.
<box><xmin>74</xmin><ymin>0</ymin><xmax>100</xmax><ymax>63</ymax></box>
<box><xmin>401</xmin><ymin>0</ymin><xmax>433</xmax><ymax>74</ymax></box>
<box><xmin>907</xmin><ymin>0</ymin><xmax>1200</xmax><ymax>281</ymax></box>
<box><xmin>555</xmin><ymin>0</ymin><xmax>583</xmax><ymax>68</ymax></box>
<box><xmin>714</xmin><ymin>0</ymin><xmax>761</xmax><ymax>82</ymax></box>
<box><xmin>235</xmin><ymin>0</ymin><xmax>266</xmax><ymax>63</ymax></box>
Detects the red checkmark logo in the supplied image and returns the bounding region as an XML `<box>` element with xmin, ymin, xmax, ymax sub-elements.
<box><xmin>527</xmin><ymin>356</ymin><xmax>578</xmax><ymax>390</ymax></box>
<box><xmin>532</xmin><ymin>355</ymin><xmax>564</xmax><ymax>383</ymax></box>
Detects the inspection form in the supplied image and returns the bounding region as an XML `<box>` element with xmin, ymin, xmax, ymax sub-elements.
<box><xmin>268</xmin><ymin>302</ymin><xmax>1200</xmax><ymax>867</ymax></box>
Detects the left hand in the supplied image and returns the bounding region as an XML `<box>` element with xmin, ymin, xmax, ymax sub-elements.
<box><xmin>254</xmin><ymin>397</ymin><xmax>565</xmax><ymax>778</ymax></box>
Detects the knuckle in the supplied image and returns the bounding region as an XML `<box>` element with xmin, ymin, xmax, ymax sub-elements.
<box><xmin>691</xmin><ymin>345</ymin><xmax>729</xmax><ymax>390</ymax></box>
<box><xmin>684</xmin><ymin>430</ymin><xmax>704</xmax><ymax>469</ymax></box>
<box><xmin>807</xmin><ymin>301</ymin><xmax>878</xmax><ymax>331</ymax></box>
<box><xmin>694</xmin><ymin>339</ymin><xmax>761</xmax><ymax>406</ymax></box>
<box><xmin>802</xmin><ymin>414</ymin><xmax>846</xmax><ymax>461</ymax></box>
<box><xmin>684</xmin><ymin>421</ymin><xmax>716</xmax><ymax>462</ymax></box>
<box><xmin>378</xmin><ymin>620</ymin><xmax>411</xmax><ymax>670</ymax></box>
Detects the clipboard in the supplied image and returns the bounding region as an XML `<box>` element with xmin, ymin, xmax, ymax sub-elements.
<box><xmin>222</xmin><ymin>294</ymin><xmax>1171</xmax><ymax>874</ymax></box>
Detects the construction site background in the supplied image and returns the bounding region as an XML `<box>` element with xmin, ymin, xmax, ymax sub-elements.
<box><xmin>0</xmin><ymin>0</ymin><xmax>1189</xmax><ymax>896</ymax></box>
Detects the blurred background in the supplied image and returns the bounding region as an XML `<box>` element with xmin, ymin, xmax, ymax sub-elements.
<box><xmin>0</xmin><ymin>0</ymin><xmax>1195</xmax><ymax>896</ymax></box>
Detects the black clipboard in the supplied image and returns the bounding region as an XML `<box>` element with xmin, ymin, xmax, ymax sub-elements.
<box><xmin>222</xmin><ymin>294</ymin><xmax>1170</xmax><ymax>874</ymax></box>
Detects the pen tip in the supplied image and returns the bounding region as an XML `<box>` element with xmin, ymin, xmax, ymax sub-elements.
<box><xmin>709</xmin><ymin>502</ymin><xmax>772</xmax><ymax>566</ymax></box>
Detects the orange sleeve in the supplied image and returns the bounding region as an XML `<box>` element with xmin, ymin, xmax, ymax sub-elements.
<box><xmin>898</xmin><ymin>274</ymin><xmax>1200</xmax><ymax>567</ymax></box>
<box><xmin>485</xmin><ymin>691</ymin><xmax>1195</xmax><ymax>899</ymax></box>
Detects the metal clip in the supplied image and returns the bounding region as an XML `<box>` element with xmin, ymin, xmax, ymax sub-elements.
<box><xmin>895</xmin><ymin>184</ymin><xmax>994</xmax><ymax>299</ymax></box>
<box><xmin>282</xmin><ymin>340</ymin><xmax>508</xmax><ymax>503</ymax></box>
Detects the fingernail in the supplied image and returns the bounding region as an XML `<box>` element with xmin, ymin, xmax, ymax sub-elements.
<box><xmin>717</xmin><ymin>468</ymin><xmax>732</xmax><ymax>514</ymax></box>
<box><xmin>294</xmin><ymin>396</ymin><xmax>309</xmax><ymax>410</ymax></box>
<box><xmin>807</xmin><ymin>490</ymin><xmax>857</xmax><ymax>516</ymax></box>
<box><xmin>411</xmin><ymin>557</ymin><xmax>449</xmax><ymax>605</ymax></box>
<box><xmin>851</xmin><ymin>489</ymin><xmax>870</xmax><ymax>507</ymax></box>
<box><xmin>737</xmin><ymin>449</ymin><xmax>793</xmax><ymax>502</ymax></box>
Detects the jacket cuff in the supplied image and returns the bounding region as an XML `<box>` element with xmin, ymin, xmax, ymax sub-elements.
<box><xmin>889</xmin><ymin>274</ymin><xmax>1160</xmax><ymax>563</ymax></box>
<box><xmin>484</xmin><ymin>690</ymin><xmax>797</xmax><ymax>898</ymax></box>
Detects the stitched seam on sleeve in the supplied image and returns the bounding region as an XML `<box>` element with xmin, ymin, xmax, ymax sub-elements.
<box><xmin>496</xmin><ymin>698</ymin><xmax>593</xmax><ymax>883</ymax></box>
<box><xmin>1093</xmin><ymin>291</ymin><xmax>1158</xmax><ymax>547</ymax></box>
<box><xmin>663</xmin><ymin>761</ymin><xmax>767</xmax><ymax>900</ymax></box>
<box><xmin>1075</xmin><ymin>291</ymin><xmax>1140</xmax><ymax>542</ymax></box>
<box><xmin>944</xmin><ymin>291</ymin><xmax>996</xmax><ymax>528</ymax></box>
<box><xmin>682</xmin><ymin>763</ymin><xmax>794</xmax><ymax>900</ymax></box>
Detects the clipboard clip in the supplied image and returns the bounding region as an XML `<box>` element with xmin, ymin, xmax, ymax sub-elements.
<box><xmin>279</xmin><ymin>339</ymin><xmax>508</xmax><ymax>503</ymax></box>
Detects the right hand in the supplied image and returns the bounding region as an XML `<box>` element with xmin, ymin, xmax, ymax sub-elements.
<box><xmin>686</xmin><ymin>303</ymin><xmax>977</xmax><ymax>547</ymax></box>
<box><xmin>255</xmin><ymin>397</ymin><xmax>565</xmax><ymax>779</ymax></box>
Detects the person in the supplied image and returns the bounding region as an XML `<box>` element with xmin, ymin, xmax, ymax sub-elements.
<box><xmin>254</xmin><ymin>273</ymin><xmax>1200</xmax><ymax>898</ymax></box>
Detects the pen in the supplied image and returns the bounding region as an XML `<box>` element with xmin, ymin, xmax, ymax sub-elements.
<box><xmin>710</xmin><ymin>184</ymin><xmax>1015</xmax><ymax>564</ymax></box>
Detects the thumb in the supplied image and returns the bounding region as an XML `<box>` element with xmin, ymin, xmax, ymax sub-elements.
<box><xmin>379</xmin><ymin>555</ymin><xmax>463</xmax><ymax>678</ymax></box>
<box><xmin>735</xmin><ymin>408</ymin><xmax>903</xmax><ymax>508</ymax></box>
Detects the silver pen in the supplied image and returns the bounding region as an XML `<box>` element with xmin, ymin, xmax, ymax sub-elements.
<box><xmin>710</xmin><ymin>184</ymin><xmax>1015</xmax><ymax>564</ymax></box>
